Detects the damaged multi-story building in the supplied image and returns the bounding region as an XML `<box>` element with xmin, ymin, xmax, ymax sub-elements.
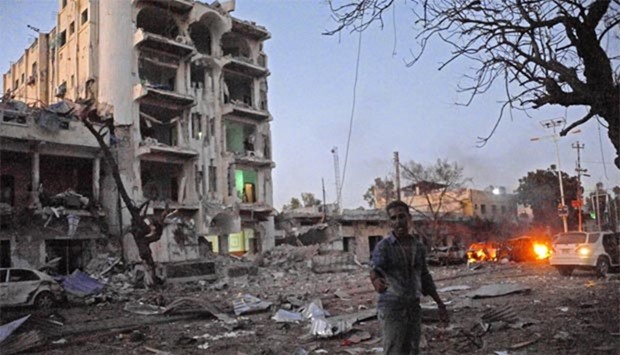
<box><xmin>1</xmin><ymin>0</ymin><xmax>275</xmax><ymax>276</ymax></box>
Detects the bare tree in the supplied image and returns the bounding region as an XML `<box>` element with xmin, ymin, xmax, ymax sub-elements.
<box><xmin>363</xmin><ymin>177</ymin><xmax>395</xmax><ymax>208</ymax></box>
<box><xmin>400</xmin><ymin>158</ymin><xmax>470</xmax><ymax>246</ymax></box>
<box><xmin>75</xmin><ymin>102</ymin><xmax>170</xmax><ymax>287</ymax></box>
<box><xmin>326</xmin><ymin>0</ymin><xmax>620</xmax><ymax>168</ymax></box>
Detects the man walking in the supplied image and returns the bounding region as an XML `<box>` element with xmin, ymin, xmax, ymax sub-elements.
<box><xmin>371</xmin><ymin>200</ymin><xmax>448</xmax><ymax>354</ymax></box>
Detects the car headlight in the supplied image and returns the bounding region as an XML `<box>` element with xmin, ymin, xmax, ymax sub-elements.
<box><xmin>577</xmin><ymin>246</ymin><xmax>591</xmax><ymax>256</ymax></box>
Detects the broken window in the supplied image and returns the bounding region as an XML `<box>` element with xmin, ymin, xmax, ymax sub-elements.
<box><xmin>30</xmin><ymin>62</ymin><xmax>37</xmax><ymax>83</ymax></box>
<box><xmin>0</xmin><ymin>241</ymin><xmax>9</xmax><ymax>267</ymax></box>
<box><xmin>195</xmin><ymin>164</ymin><xmax>203</xmax><ymax>197</ymax></box>
<box><xmin>189</xmin><ymin>21</ymin><xmax>213</xmax><ymax>55</ymax></box>
<box><xmin>139</xmin><ymin>104</ymin><xmax>183</xmax><ymax>147</ymax></box>
<box><xmin>225</xmin><ymin>120</ymin><xmax>256</xmax><ymax>155</ymax></box>
<box><xmin>208</xmin><ymin>162</ymin><xmax>217</xmax><ymax>193</ymax></box>
<box><xmin>40</xmin><ymin>156</ymin><xmax>93</xmax><ymax>200</ymax></box>
<box><xmin>221</xmin><ymin>32</ymin><xmax>251</xmax><ymax>60</ymax></box>
<box><xmin>2</xmin><ymin>112</ymin><xmax>27</xmax><ymax>124</ymax></box>
<box><xmin>69</xmin><ymin>21</ymin><xmax>75</xmax><ymax>35</ymax></box>
<box><xmin>138</xmin><ymin>52</ymin><xmax>177</xmax><ymax>91</ymax></box>
<box><xmin>136</xmin><ymin>7</ymin><xmax>179</xmax><ymax>39</ymax></box>
<box><xmin>21</xmin><ymin>73</ymin><xmax>25</xmax><ymax>84</ymax></box>
<box><xmin>491</xmin><ymin>205</ymin><xmax>497</xmax><ymax>214</ymax></box>
<box><xmin>191</xmin><ymin>112</ymin><xmax>202</xmax><ymax>140</ymax></box>
<box><xmin>223</xmin><ymin>72</ymin><xmax>253</xmax><ymax>106</ymax></box>
<box><xmin>59</xmin><ymin>30</ymin><xmax>67</xmax><ymax>47</ymax></box>
<box><xmin>81</xmin><ymin>9</ymin><xmax>88</xmax><ymax>25</ymax></box>
<box><xmin>45</xmin><ymin>240</ymin><xmax>86</xmax><ymax>275</ymax></box>
<box><xmin>191</xmin><ymin>64</ymin><xmax>206</xmax><ymax>90</ymax></box>
<box><xmin>235</xmin><ymin>168</ymin><xmax>257</xmax><ymax>203</ymax></box>
<box><xmin>0</xmin><ymin>175</ymin><xmax>15</xmax><ymax>207</ymax></box>
<box><xmin>480</xmin><ymin>204</ymin><xmax>487</xmax><ymax>214</ymax></box>
<box><xmin>141</xmin><ymin>161</ymin><xmax>181</xmax><ymax>202</ymax></box>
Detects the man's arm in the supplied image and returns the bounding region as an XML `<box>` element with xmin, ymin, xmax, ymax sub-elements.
<box><xmin>419</xmin><ymin>245</ymin><xmax>448</xmax><ymax>322</ymax></box>
<box><xmin>370</xmin><ymin>268</ymin><xmax>388</xmax><ymax>293</ymax></box>
<box><xmin>370</xmin><ymin>240</ymin><xmax>388</xmax><ymax>293</ymax></box>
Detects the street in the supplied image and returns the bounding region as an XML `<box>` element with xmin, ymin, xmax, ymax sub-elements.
<box><xmin>2</xmin><ymin>252</ymin><xmax>619</xmax><ymax>355</ymax></box>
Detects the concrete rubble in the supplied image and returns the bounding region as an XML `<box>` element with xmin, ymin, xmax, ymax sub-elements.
<box><xmin>0</xmin><ymin>245</ymin><xmax>618</xmax><ymax>354</ymax></box>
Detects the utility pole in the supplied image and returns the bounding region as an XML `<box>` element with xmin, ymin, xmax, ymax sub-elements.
<box><xmin>394</xmin><ymin>151</ymin><xmax>401</xmax><ymax>201</ymax></box>
<box><xmin>533</xmin><ymin>118</ymin><xmax>568</xmax><ymax>233</ymax></box>
<box><xmin>572</xmin><ymin>142</ymin><xmax>587</xmax><ymax>232</ymax></box>
<box><xmin>321</xmin><ymin>178</ymin><xmax>327</xmax><ymax>221</ymax></box>
<box><xmin>331</xmin><ymin>147</ymin><xmax>342</xmax><ymax>213</ymax></box>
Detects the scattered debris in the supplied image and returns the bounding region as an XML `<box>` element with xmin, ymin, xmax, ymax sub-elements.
<box><xmin>438</xmin><ymin>285</ymin><xmax>471</xmax><ymax>293</ymax></box>
<box><xmin>272</xmin><ymin>309</ymin><xmax>304</xmax><ymax>323</ymax></box>
<box><xmin>232</xmin><ymin>293</ymin><xmax>273</xmax><ymax>315</ymax></box>
<box><xmin>0</xmin><ymin>315</ymin><xmax>30</xmax><ymax>343</ymax></box>
<box><xmin>467</xmin><ymin>283</ymin><xmax>531</xmax><ymax>298</ymax></box>
<box><xmin>60</xmin><ymin>270</ymin><xmax>105</xmax><ymax>297</ymax></box>
<box><xmin>509</xmin><ymin>333</ymin><xmax>541</xmax><ymax>349</ymax></box>
<box><xmin>124</xmin><ymin>301</ymin><xmax>166</xmax><ymax>315</ymax></box>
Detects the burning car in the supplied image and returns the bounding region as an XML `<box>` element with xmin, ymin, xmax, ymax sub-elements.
<box><xmin>549</xmin><ymin>231</ymin><xmax>620</xmax><ymax>277</ymax></box>
<box><xmin>0</xmin><ymin>268</ymin><xmax>65</xmax><ymax>308</ymax></box>
<box><xmin>503</xmin><ymin>236</ymin><xmax>551</xmax><ymax>262</ymax></box>
<box><xmin>466</xmin><ymin>242</ymin><xmax>500</xmax><ymax>263</ymax></box>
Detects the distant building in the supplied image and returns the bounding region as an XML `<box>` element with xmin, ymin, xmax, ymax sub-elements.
<box><xmin>1</xmin><ymin>0</ymin><xmax>275</xmax><ymax>271</ymax></box>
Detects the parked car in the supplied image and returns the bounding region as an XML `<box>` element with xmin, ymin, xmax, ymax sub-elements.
<box><xmin>549</xmin><ymin>231</ymin><xmax>620</xmax><ymax>277</ymax></box>
<box><xmin>0</xmin><ymin>268</ymin><xmax>64</xmax><ymax>308</ymax></box>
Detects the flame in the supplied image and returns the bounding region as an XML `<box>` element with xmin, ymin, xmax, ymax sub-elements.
<box><xmin>467</xmin><ymin>243</ymin><xmax>498</xmax><ymax>263</ymax></box>
<box><xmin>533</xmin><ymin>242</ymin><xmax>550</xmax><ymax>260</ymax></box>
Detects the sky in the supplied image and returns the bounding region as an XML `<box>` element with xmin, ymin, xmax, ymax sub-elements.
<box><xmin>1</xmin><ymin>0</ymin><xmax>618</xmax><ymax>211</ymax></box>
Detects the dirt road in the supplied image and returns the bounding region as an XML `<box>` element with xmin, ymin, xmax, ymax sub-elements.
<box><xmin>5</xmin><ymin>260</ymin><xmax>620</xmax><ymax>354</ymax></box>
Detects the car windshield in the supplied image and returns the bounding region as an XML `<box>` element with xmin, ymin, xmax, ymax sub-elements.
<box><xmin>555</xmin><ymin>233</ymin><xmax>587</xmax><ymax>244</ymax></box>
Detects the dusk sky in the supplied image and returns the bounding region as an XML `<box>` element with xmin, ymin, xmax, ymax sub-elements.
<box><xmin>1</xmin><ymin>0</ymin><xmax>618</xmax><ymax>210</ymax></box>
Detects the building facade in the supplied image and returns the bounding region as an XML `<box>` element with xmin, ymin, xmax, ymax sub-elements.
<box><xmin>1</xmin><ymin>0</ymin><xmax>275</xmax><ymax>270</ymax></box>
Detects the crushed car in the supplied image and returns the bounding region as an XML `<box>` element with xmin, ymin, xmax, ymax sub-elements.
<box><xmin>0</xmin><ymin>268</ymin><xmax>65</xmax><ymax>308</ymax></box>
<box><xmin>427</xmin><ymin>245</ymin><xmax>467</xmax><ymax>265</ymax></box>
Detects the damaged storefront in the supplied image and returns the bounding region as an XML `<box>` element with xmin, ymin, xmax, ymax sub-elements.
<box><xmin>0</xmin><ymin>103</ymin><xmax>107</xmax><ymax>274</ymax></box>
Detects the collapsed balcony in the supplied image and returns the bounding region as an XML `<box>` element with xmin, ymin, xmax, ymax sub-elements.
<box><xmin>134</xmin><ymin>29</ymin><xmax>194</xmax><ymax>58</ymax></box>
<box><xmin>222</xmin><ymin>72</ymin><xmax>269</xmax><ymax>121</ymax></box>
<box><xmin>136</xmin><ymin>51</ymin><xmax>196</xmax><ymax>110</ymax></box>
<box><xmin>138</xmin><ymin>104</ymin><xmax>198</xmax><ymax>163</ymax></box>
<box><xmin>221</xmin><ymin>31</ymin><xmax>268</xmax><ymax>77</ymax></box>
<box><xmin>236</xmin><ymin>166</ymin><xmax>273</xmax><ymax>220</ymax></box>
<box><xmin>225</xmin><ymin>120</ymin><xmax>272</xmax><ymax>166</ymax></box>
<box><xmin>133</xmin><ymin>0</ymin><xmax>193</xmax><ymax>13</ymax></box>
<box><xmin>141</xmin><ymin>161</ymin><xmax>198</xmax><ymax>209</ymax></box>
<box><xmin>231</xmin><ymin>17</ymin><xmax>270</xmax><ymax>41</ymax></box>
<box><xmin>136</xmin><ymin>6</ymin><xmax>181</xmax><ymax>40</ymax></box>
<box><xmin>134</xmin><ymin>4</ymin><xmax>193</xmax><ymax>59</ymax></box>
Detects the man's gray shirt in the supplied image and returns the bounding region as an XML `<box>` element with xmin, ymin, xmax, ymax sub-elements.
<box><xmin>370</xmin><ymin>232</ymin><xmax>437</xmax><ymax>309</ymax></box>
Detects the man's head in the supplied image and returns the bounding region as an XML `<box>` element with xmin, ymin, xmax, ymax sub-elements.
<box><xmin>386</xmin><ymin>200</ymin><xmax>411</xmax><ymax>238</ymax></box>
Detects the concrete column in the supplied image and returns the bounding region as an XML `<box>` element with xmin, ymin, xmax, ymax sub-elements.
<box><xmin>218</xmin><ymin>234</ymin><xmax>229</xmax><ymax>256</ymax></box>
<box><xmin>98</xmin><ymin>0</ymin><xmax>134</xmax><ymax>125</ymax></box>
<box><xmin>31</xmin><ymin>150</ymin><xmax>40</xmax><ymax>208</ymax></box>
<box><xmin>93</xmin><ymin>156</ymin><xmax>100</xmax><ymax>201</ymax></box>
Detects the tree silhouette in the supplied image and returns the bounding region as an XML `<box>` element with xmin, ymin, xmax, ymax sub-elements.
<box><xmin>326</xmin><ymin>0</ymin><xmax>620</xmax><ymax>167</ymax></box>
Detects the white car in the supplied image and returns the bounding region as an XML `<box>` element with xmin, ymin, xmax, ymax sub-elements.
<box><xmin>0</xmin><ymin>268</ymin><xmax>64</xmax><ymax>308</ymax></box>
<box><xmin>549</xmin><ymin>231</ymin><xmax>620</xmax><ymax>277</ymax></box>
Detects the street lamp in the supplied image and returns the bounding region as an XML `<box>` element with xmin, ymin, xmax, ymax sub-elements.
<box><xmin>530</xmin><ymin>118</ymin><xmax>574</xmax><ymax>233</ymax></box>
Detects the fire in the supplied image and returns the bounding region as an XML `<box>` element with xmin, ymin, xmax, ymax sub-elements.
<box><xmin>467</xmin><ymin>242</ymin><xmax>498</xmax><ymax>263</ymax></box>
<box><xmin>533</xmin><ymin>242</ymin><xmax>550</xmax><ymax>260</ymax></box>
